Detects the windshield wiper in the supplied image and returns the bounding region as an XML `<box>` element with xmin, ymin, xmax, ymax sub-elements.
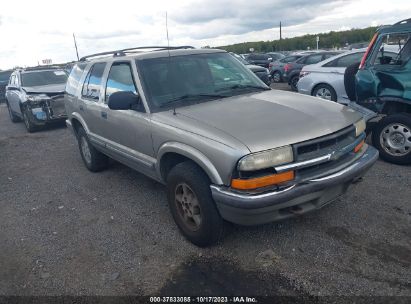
<box><xmin>216</xmin><ymin>84</ymin><xmax>271</xmax><ymax>92</ymax></box>
<box><xmin>160</xmin><ymin>93</ymin><xmax>228</xmax><ymax>108</ymax></box>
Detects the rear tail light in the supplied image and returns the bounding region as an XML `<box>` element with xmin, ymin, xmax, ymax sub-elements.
<box><xmin>284</xmin><ymin>64</ymin><xmax>292</xmax><ymax>72</ymax></box>
<box><xmin>359</xmin><ymin>33</ymin><xmax>378</xmax><ymax>69</ymax></box>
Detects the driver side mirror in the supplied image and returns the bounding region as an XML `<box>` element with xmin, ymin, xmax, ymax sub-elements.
<box><xmin>108</xmin><ymin>91</ymin><xmax>139</xmax><ymax>110</ymax></box>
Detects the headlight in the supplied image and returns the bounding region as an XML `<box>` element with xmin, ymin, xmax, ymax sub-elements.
<box><xmin>26</xmin><ymin>94</ymin><xmax>50</xmax><ymax>103</ymax></box>
<box><xmin>238</xmin><ymin>146</ymin><xmax>293</xmax><ymax>171</ymax></box>
<box><xmin>299</xmin><ymin>71</ymin><xmax>310</xmax><ymax>78</ymax></box>
<box><xmin>354</xmin><ymin>119</ymin><xmax>366</xmax><ymax>137</ymax></box>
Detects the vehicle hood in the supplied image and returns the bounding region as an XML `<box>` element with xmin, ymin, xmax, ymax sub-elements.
<box><xmin>158</xmin><ymin>90</ymin><xmax>362</xmax><ymax>153</ymax></box>
<box><xmin>247</xmin><ymin>65</ymin><xmax>266</xmax><ymax>72</ymax></box>
<box><xmin>22</xmin><ymin>83</ymin><xmax>66</xmax><ymax>94</ymax></box>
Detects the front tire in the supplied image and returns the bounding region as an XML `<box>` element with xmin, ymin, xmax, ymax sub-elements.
<box><xmin>166</xmin><ymin>161</ymin><xmax>223</xmax><ymax>247</ymax></box>
<box><xmin>77</xmin><ymin>127</ymin><xmax>109</xmax><ymax>172</ymax></box>
<box><xmin>372</xmin><ymin>113</ymin><xmax>411</xmax><ymax>165</ymax></box>
<box><xmin>290</xmin><ymin>75</ymin><xmax>299</xmax><ymax>91</ymax></box>
<box><xmin>6</xmin><ymin>102</ymin><xmax>20</xmax><ymax>123</ymax></box>
<box><xmin>22</xmin><ymin>107</ymin><xmax>37</xmax><ymax>133</ymax></box>
<box><xmin>312</xmin><ymin>84</ymin><xmax>337</xmax><ymax>102</ymax></box>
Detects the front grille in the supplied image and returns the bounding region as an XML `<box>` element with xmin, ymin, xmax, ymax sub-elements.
<box><xmin>292</xmin><ymin>125</ymin><xmax>359</xmax><ymax>181</ymax></box>
<box><xmin>294</xmin><ymin>126</ymin><xmax>356</xmax><ymax>162</ymax></box>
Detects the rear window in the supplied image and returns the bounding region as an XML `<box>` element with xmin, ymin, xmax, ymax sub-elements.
<box><xmin>304</xmin><ymin>54</ymin><xmax>324</xmax><ymax>64</ymax></box>
<box><xmin>281</xmin><ymin>56</ymin><xmax>300</xmax><ymax>63</ymax></box>
<box><xmin>249</xmin><ymin>54</ymin><xmax>270</xmax><ymax>60</ymax></box>
<box><xmin>323</xmin><ymin>52</ymin><xmax>365</xmax><ymax>68</ymax></box>
<box><xmin>21</xmin><ymin>70</ymin><xmax>68</xmax><ymax>87</ymax></box>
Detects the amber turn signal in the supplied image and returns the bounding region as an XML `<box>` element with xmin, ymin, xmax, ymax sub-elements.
<box><xmin>354</xmin><ymin>140</ymin><xmax>365</xmax><ymax>153</ymax></box>
<box><xmin>231</xmin><ymin>171</ymin><xmax>295</xmax><ymax>190</ymax></box>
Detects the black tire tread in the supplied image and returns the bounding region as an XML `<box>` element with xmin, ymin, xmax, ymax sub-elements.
<box><xmin>166</xmin><ymin>161</ymin><xmax>223</xmax><ymax>247</ymax></box>
<box><xmin>372</xmin><ymin>113</ymin><xmax>411</xmax><ymax>165</ymax></box>
<box><xmin>6</xmin><ymin>102</ymin><xmax>20</xmax><ymax>123</ymax></box>
<box><xmin>77</xmin><ymin>127</ymin><xmax>109</xmax><ymax>172</ymax></box>
<box><xmin>344</xmin><ymin>62</ymin><xmax>360</xmax><ymax>102</ymax></box>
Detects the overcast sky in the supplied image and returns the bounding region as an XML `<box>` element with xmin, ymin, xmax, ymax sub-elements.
<box><xmin>0</xmin><ymin>0</ymin><xmax>410</xmax><ymax>69</ymax></box>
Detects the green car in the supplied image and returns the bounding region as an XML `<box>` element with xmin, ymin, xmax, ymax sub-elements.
<box><xmin>345</xmin><ymin>18</ymin><xmax>411</xmax><ymax>165</ymax></box>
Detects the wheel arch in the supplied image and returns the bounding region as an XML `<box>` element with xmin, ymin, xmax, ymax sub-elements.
<box><xmin>70</xmin><ymin>113</ymin><xmax>90</xmax><ymax>136</ymax></box>
<box><xmin>381</xmin><ymin>99</ymin><xmax>411</xmax><ymax>115</ymax></box>
<box><xmin>311</xmin><ymin>82</ymin><xmax>336</xmax><ymax>96</ymax></box>
<box><xmin>157</xmin><ymin>142</ymin><xmax>224</xmax><ymax>185</ymax></box>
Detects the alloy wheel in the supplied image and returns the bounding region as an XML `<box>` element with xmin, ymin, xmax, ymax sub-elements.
<box><xmin>175</xmin><ymin>183</ymin><xmax>202</xmax><ymax>231</ymax></box>
<box><xmin>315</xmin><ymin>87</ymin><xmax>332</xmax><ymax>100</ymax></box>
<box><xmin>273</xmin><ymin>72</ymin><xmax>281</xmax><ymax>83</ymax></box>
<box><xmin>80</xmin><ymin>136</ymin><xmax>92</xmax><ymax>164</ymax></box>
<box><xmin>380</xmin><ymin>123</ymin><xmax>411</xmax><ymax>156</ymax></box>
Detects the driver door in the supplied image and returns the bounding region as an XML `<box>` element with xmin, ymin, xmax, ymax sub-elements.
<box><xmin>99</xmin><ymin>61</ymin><xmax>155</xmax><ymax>175</ymax></box>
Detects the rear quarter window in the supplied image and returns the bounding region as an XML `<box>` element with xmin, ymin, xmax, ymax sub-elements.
<box><xmin>82</xmin><ymin>62</ymin><xmax>106</xmax><ymax>101</ymax></box>
<box><xmin>65</xmin><ymin>63</ymin><xmax>87</xmax><ymax>96</ymax></box>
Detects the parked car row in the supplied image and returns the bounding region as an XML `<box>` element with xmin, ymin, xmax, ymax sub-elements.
<box><xmin>2</xmin><ymin>17</ymin><xmax>410</xmax><ymax>245</ymax></box>
<box><xmin>230</xmin><ymin>53</ymin><xmax>271</xmax><ymax>85</ymax></box>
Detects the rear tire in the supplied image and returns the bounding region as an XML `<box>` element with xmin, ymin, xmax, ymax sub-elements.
<box><xmin>166</xmin><ymin>161</ymin><xmax>223</xmax><ymax>247</ymax></box>
<box><xmin>77</xmin><ymin>127</ymin><xmax>109</xmax><ymax>172</ymax></box>
<box><xmin>344</xmin><ymin>62</ymin><xmax>360</xmax><ymax>101</ymax></box>
<box><xmin>290</xmin><ymin>75</ymin><xmax>299</xmax><ymax>91</ymax></box>
<box><xmin>372</xmin><ymin>113</ymin><xmax>411</xmax><ymax>165</ymax></box>
<box><xmin>312</xmin><ymin>84</ymin><xmax>337</xmax><ymax>102</ymax></box>
<box><xmin>272</xmin><ymin>71</ymin><xmax>282</xmax><ymax>83</ymax></box>
<box><xmin>6</xmin><ymin>102</ymin><xmax>20</xmax><ymax>123</ymax></box>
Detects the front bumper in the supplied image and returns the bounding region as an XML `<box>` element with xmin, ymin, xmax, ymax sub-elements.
<box><xmin>211</xmin><ymin>146</ymin><xmax>379</xmax><ymax>225</ymax></box>
<box><xmin>26</xmin><ymin>107</ymin><xmax>67</xmax><ymax>126</ymax></box>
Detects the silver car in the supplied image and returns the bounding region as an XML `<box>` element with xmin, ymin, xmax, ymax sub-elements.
<box><xmin>297</xmin><ymin>49</ymin><xmax>397</xmax><ymax>103</ymax></box>
<box><xmin>64</xmin><ymin>46</ymin><xmax>378</xmax><ymax>246</ymax></box>
<box><xmin>6</xmin><ymin>67</ymin><xmax>68</xmax><ymax>132</ymax></box>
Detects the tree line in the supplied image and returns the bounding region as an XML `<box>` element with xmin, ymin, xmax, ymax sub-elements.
<box><xmin>215</xmin><ymin>26</ymin><xmax>377</xmax><ymax>53</ymax></box>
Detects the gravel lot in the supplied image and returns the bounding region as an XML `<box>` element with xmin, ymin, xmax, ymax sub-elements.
<box><xmin>0</xmin><ymin>84</ymin><xmax>410</xmax><ymax>297</ymax></box>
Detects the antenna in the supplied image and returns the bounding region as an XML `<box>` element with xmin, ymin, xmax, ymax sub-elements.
<box><xmin>166</xmin><ymin>12</ymin><xmax>170</xmax><ymax>50</ymax></box>
<box><xmin>73</xmin><ymin>33</ymin><xmax>80</xmax><ymax>61</ymax></box>
<box><xmin>166</xmin><ymin>11</ymin><xmax>176</xmax><ymax>115</ymax></box>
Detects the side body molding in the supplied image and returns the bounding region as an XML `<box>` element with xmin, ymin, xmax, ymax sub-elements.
<box><xmin>157</xmin><ymin>142</ymin><xmax>224</xmax><ymax>185</ymax></box>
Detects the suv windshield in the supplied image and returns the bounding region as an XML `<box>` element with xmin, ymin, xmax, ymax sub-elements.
<box><xmin>137</xmin><ymin>52</ymin><xmax>268</xmax><ymax>111</ymax></box>
<box><xmin>21</xmin><ymin>70</ymin><xmax>68</xmax><ymax>87</ymax></box>
<box><xmin>0</xmin><ymin>71</ymin><xmax>12</xmax><ymax>83</ymax></box>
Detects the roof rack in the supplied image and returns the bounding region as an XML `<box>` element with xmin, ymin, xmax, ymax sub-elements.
<box><xmin>79</xmin><ymin>46</ymin><xmax>195</xmax><ymax>61</ymax></box>
<box><xmin>20</xmin><ymin>65</ymin><xmax>66</xmax><ymax>72</ymax></box>
<box><xmin>394</xmin><ymin>18</ymin><xmax>411</xmax><ymax>25</ymax></box>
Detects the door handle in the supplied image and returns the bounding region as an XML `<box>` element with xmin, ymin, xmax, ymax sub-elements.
<box><xmin>101</xmin><ymin>111</ymin><xmax>107</xmax><ymax>119</ymax></box>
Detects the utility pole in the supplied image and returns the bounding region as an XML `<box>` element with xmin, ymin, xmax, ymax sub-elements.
<box><xmin>279</xmin><ymin>21</ymin><xmax>282</xmax><ymax>51</ymax></box>
<box><xmin>316</xmin><ymin>36</ymin><xmax>319</xmax><ymax>50</ymax></box>
<box><xmin>73</xmin><ymin>33</ymin><xmax>80</xmax><ymax>61</ymax></box>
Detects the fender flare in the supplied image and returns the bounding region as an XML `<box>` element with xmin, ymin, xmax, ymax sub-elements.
<box><xmin>156</xmin><ymin>142</ymin><xmax>224</xmax><ymax>185</ymax></box>
<box><xmin>70</xmin><ymin>112</ymin><xmax>90</xmax><ymax>134</ymax></box>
